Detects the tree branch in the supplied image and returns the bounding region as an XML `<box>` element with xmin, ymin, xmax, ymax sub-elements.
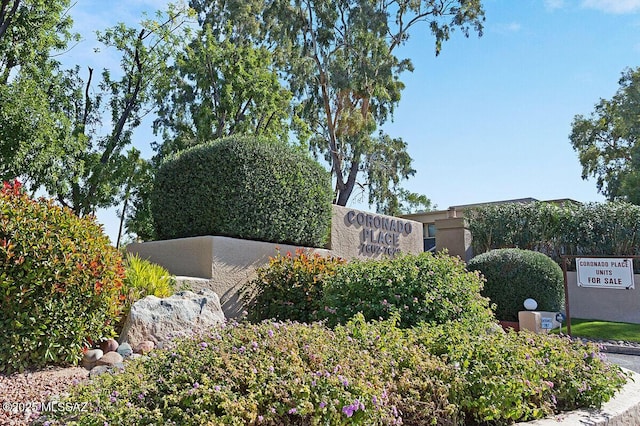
<box><xmin>107</xmin><ymin>29</ymin><xmax>145</xmax><ymax>161</ymax></box>
<box><xmin>0</xmin><ymin>0</ymin><xmax>20</xmax><ymax>40</ymax></box>
<box><xmin>82</xmin><ymin>67</ymin><xmax>93</xmax><ymax>129</ymax></box>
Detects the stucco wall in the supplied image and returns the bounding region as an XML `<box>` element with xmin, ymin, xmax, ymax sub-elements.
<box><xmin>128</xmin><ymin>236</ymin><xmax>331</xmax><ymax>318</ymax></box>
<box><xmin>434</xmin><ymin>217</ymin><xmax>473</xmax><ymax>261</ymax></box>
<box><xmin>566</xmin><ymin>271</ymin><xmax>640</xmax><ymax>324</ymax></box>
<box><xmin>127</xmin><ymin>205</ymin><xmax>423</xmax><ymax>318</ymax></box>
<box><xmin>330</xmin><ymin>205</ymin><xmax>423</xmax><ymax>259</ymax></box>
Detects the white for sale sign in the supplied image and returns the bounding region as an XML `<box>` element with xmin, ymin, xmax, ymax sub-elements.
<box><xmin>576</xmin><ymin>258</ymin><xmax>635</xmax><ymax>289</ymax></box>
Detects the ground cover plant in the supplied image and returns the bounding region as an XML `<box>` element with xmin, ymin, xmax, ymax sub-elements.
<box><xmin>41</xmin><ymin>316</ymin><xmax>628</xmax><ymax>425</ymax></box>
<box><xmin>0</xmin><ymin>180</ymin><xmax>125</xmax><ymax>373</ymax></box>
<box><xmin>555</xmin><ymin>318</ymin><xmax>640</xmax><ymax>343</ymax></box>
<box><xmin>467</xmin><ymin>249</ymin><xmax>564</xmax><ymax>322</ymax></box>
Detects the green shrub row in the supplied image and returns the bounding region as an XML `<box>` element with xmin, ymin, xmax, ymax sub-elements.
<box><xmin>468</xmin><ymin>201</ymin><xmax>640</xmax><ymax>269</ymax></box>
<box><xmin>41</xmin><ymin>316</ymin><xmax>628</xmax><ymax>425</ymax></box>
<box><xmin>244</xmin><ymin>251</ymin><xmax>496</xmax><ymax>330</ymax></box>
<box><xmin>0</xmin><ymin>180</ymin><xmax>125</xmax><ymax>372</ymax></box>
<box><xmin>151</xmin><ymin>136</ymin><xmax>333</xmax><ymax>247</ymax></box>
<box><xmin>467</xmin><ymin>248</ymin><xmax>565</xmax><ymax>322</ymax></box>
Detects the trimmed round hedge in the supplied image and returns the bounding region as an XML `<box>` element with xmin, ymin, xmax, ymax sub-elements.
<box><xmin>467</xmin><ymin>248</ymin><xmax>565</xmax><ymax>322</ymax></box>
<box><xmin>151</xmin><ymin>136</ymin><xmax>333</xmax><ymax>247</ymax></box>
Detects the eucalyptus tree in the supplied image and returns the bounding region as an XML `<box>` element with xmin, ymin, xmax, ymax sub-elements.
<box><xmin>262</xmin><ymin>0</ymin><xmax>485</xmax><ymax>209</ymax></box>
<box><xmin>570</xmin><ymin>67</ymin><xmax>640</xmax><ymax>204</ymax></box>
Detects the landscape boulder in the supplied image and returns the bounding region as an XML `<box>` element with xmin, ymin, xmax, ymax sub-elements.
<box><xmin>81</xmin><ymin>348</ymin><xmax>103</xmax><ymax>370</ymax></box>
<box><xmin>100</xmin><ymin>338</ymin><xmax>119</xmax><ymax>353</ymax></box>
<box><xmin>118</xmin><ymin>289</ymin><xmax>225</xmax><ymax>348</ymax></box>
<box><xmin>134</xmin><ymin>340</ymin><xmax>154</xmax><ymax>354</ymax></box>
<box><xmin>96</xmin><ymin>351</ymin><xmax>123</xmax><ymax>367</ymax></box>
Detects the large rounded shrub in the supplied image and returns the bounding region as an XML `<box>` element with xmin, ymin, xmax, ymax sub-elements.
<box><xmin>467</xmin><ymin>248</ymin><xmax>565</xmax><ymax>322</ymax></box>
<box><xmin>0</xmin><ymin>180</ymin><xmax>125</xmax><ymax>372</ymax></box>
<box><xmin>151</xmin><ymin>136</ymin><xmax>332</xmax><ymax>247</ymax></box>
<box><xmin>321</xmin><ymin>252</ymin><xmax>496</xmax><ymax>329</ymax></box>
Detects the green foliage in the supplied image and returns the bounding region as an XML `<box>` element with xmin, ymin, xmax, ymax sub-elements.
<box><xmin>123</xmin><ymin>157</ymin><xmax>158</xmax><ymax>242</ymax></box>
<box><xmin>467</xmin><ymin>201</ymin><xmax>640</xmax><ymax>269</ymax></box>
<box><xmin>321</xmin><ymin>252</ymin><xmax>495</xmax><ymax>329</ymax></box>
<box><xmin>1</xmin><ymin>4</ymin><xmax>194</xmax><ymax>220</ymax></box>
<box><xmin>244</xmin><ymin>249</ymin><xmax>346</xmax><ymax>323</ymax></box>
<box><xmin>467</xmin><ymin>249</ymin><xmax>565</xmax><ymax>322</ymax></box>
<box><xmin>394</xmin><ymin>189</ymin><xmax>434</xmax><ymax>215</ymax></box>
<box><xmin>418</xmin><ymin>323</ymin><xmax>628</xmax><ymax>424</ymax></box>
<box><xmin>557</xmin><ymin>201</ymin><xmax>640</xmax><ymax>259</ymax></box>
<box><xmin>187</xmin><ymin>0</ymin><xmax>483</xmax><ymax>211</ymax></box>
<box><xmin>0</xmin><ymin>0</ymin><xmax>76</xmax><ymax>83</ymax></box>
<box><xmin>42</xmin><ymin>316</ymin><xmax>627</xmax><ymax>425</ymax></box>
<box><xmin>0</xmin><ymin>0</ymin><xmax>82</xmax><ymax>191</ymax></box>
<box><xmin>50</xmin><ymin>8</ymin><xmax>193</xmax><ymax>217</ymax></box>
<box><xmin>116</xmin><ymin>253</ymin><xmax>175</xmax><ymax>332</ymax></box>
<box><xmin>151</xmin><ymin>135</ymin><xmax>333</xmax><ymax>247</ymax></box>
<box><xmin>0</xmin><ymin>181</ymin><xmax>125</xmax><ymax>373</ymax></box>
<box><xmin>272</xmin><ymin>0</ymin><xmax>485</xmax><ymax>208</ymax></box>
<box><xmin>570</xmin><ymin>67</ymin><xmax>640</xmax><ymax>203</ymax></box>
<box><xmin>153</xmin><ymin>22</ymin><xmax>293</xmax><ymax>155</ymax></box>
<box><xmin>467</xmin><ymin>201</ymin><xmax>564</xmax><ymax>258</ymax></box>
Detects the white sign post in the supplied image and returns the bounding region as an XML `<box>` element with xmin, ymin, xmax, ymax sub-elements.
<box><xmin>576</xmin><ymin>257</ymin><xmax>635</xmax><ymax>289</ymax></box>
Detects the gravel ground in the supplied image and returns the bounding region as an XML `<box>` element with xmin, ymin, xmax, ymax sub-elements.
<box><xmin>0</xmin><ymin>366</ymin><xmax>89</xmax><ymax>426</ymax></box>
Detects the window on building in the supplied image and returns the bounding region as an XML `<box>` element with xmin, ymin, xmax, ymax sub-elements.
<box><xmin>424</xmin><ymin>223</ymin><xmax>436</xmax><ymax>252</ymax></box>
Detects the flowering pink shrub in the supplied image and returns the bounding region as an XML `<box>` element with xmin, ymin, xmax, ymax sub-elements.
<box><xmin>321</xmin><ymin>252</ymin><xmax>495</xmax><ymax>329</ymax></box>
<box><xmin>43</xmin><ymin>315</ymin><xmax>627</xmax><ymax>425</ymax></box>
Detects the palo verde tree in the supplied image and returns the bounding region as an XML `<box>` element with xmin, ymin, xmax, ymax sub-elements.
<box><xmin>570</xmin><ymin>67</ymin><xmax>640</xmax><ymax>204</ymax></box>
<box><xmin>263</xmin><ymin>0</ymin><xmax>485</xmax><ymax>212</ymax></box>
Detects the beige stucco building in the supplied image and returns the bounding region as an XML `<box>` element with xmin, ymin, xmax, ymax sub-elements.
<box><xmin>401</xmin><ymin>197</ymin><xmax>578</xmax><ymax>261</ymax></box>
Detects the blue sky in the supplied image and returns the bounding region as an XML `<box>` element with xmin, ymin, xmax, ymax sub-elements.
<box><xmin>62</xmin><ymin>0</ymin><xmax>640</xmax><ymax>242</ymax></box>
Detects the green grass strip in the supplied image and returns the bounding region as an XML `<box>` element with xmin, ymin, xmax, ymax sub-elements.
<box><xmin>556</xmin><ymin>318</ymin><xmax>640</xmax><ymax>343</ymax></box>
